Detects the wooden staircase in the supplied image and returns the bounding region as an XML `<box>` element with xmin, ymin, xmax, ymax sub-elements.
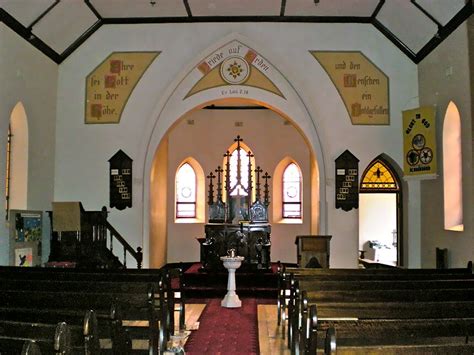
<box><xmin>48</xmin><ymin>205</ymin><xmax>142</xmax><ymax>269</ymax></box>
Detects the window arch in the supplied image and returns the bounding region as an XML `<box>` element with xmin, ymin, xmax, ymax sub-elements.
<box><xmin>360</xmin><ymin>159</ymin><xmax>399</xmax><ymax>192</ymax></box>
<box><xmin>222</xmin><ymin>140</ymin><xmax>255</xmax><ymax>200</ymax></box>
<box><xmin>175</xmin><ymin>162</ymin><xmax>197</xmax><ymax>218</ymax></box>
<box><xmin>282</xmin><ymin>163</ymin><xmax>302</xmax><ymax>218</ymax></box>
<box><xmin>6</xmin><ymin>101</ymin><xmax>29</xmax><ymax>219</ymax></box>
<box><xmin>443</xmin><ymin>101</ymin><xmax>463</xmax><ymax>231</ymax></box>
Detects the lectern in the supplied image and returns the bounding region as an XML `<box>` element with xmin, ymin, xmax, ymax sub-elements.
<box><xmin>295</xmin><ymin>235</ymin><xmax>332</xmax><ymax>268</ymax></box>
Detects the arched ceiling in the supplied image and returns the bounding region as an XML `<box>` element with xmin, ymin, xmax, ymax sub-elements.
<box><xmin>0</xmin><ymin>0</ymin><xmax>472</xmax><ymax>64</ymax></box>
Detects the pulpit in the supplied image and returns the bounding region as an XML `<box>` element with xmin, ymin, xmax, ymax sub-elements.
<box><xmin>199</xmin><ymin>135</ymin><xmax>272</xmax><ymax>271</ymax></box>
<box><xmin>295</xmin><ymin>235</ymin><xmax>332</xmax><ymax>268</ymax></box>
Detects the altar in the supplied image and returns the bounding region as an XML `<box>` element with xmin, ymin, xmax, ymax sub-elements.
<box><xmin>198</xmin><ymin>136</ymin><xmax>272</xmax><ymax>271</ymax></box>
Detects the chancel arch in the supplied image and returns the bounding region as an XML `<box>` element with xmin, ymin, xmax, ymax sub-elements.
<box><xmin>142</xmin><ymin>34</ymin><xmax>326</xmax><ymax>267</ymax></box>
<box><xmin>359</xmin><ymin>155</ymin><xmax>403</xmax><ymax>266</ymax></box>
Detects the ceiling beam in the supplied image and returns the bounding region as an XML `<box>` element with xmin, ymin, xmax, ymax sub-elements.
<box><xmin>372</xmin><ymin>19</ymin><xmax>417</xmax><ymax>62</ymax></box>
<box><xmin>183</xmin><ymin>0</ymin><xmax>193</xmax><ymax>18</ymax></box>
<box><xmin>410</xmin><ymin>0</ymin><xmax>442</xmax><ymax>28</ymax></box>
<box><xmin>27</xmin><ymin>0</ymin><xmax>60</xmax><ymax>30</ymax></box>
<box><xmin>84</xmin><ymin>0</ymin><xmax>103</xmax><ymax>20</ymax></box>
<box><xmin>59</xmin><ymin>20</ymin><xmax>103</xmax><ymax>64</ymax></box>
<box><xmin>280</xmin><ymin>0</ymin><xmax>287</xmax><ymax>17</ymax></box>
<box><xmin>0</xmin><ymin>8</ymin><xmax>61</xmax><ymax>63</ymax></box>
<box><xmin>102</xmin><ymin>15</ymin><xmax>372</xmax><ymax>24</ymax></box>
<box><xmin>371</xmin><ymin>0</ymin><xmax>385</xmax><ymax>19</ymax></box>
<box><xmin>414</xmin><ymin>0</ymin><xmax>473</xmax><ymax>64</ymax></box>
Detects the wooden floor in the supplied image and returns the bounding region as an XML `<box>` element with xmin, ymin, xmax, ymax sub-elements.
<box><xmin>184</xmin><ymin>303</ymin><xmax>289</xmax><ymax>355</ymax></box>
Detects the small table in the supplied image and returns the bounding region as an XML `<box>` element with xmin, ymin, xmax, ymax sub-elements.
<box><xmin>220</xmin><ymin>256</ymin><xmax>244</xmax><ymax>308</ymax></box>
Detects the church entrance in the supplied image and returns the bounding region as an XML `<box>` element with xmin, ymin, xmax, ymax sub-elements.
<box><xmin>359</xmin><ymin>156</ymin><xmax>402</xmax><ymax>266</ymax></box>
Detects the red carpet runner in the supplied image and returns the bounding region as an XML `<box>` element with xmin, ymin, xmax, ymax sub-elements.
<box><xmin>185</xmin><ymin>298</ymin><xmax>259</xmax><ymax>354</ymax></box>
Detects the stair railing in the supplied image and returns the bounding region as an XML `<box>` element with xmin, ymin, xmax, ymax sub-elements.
<box><xmin>87</xmin><ymin>206</ymin><xmax>143</xmax><ymax>269</ymax></box>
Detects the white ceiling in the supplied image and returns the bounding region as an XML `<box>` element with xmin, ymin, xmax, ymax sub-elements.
<box><xmin>0</xmin><ymin>0</ymin><xmax>471</xmax><ymax>63</ymax></box>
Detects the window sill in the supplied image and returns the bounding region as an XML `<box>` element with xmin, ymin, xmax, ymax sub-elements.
<box><xmin>277</xmin><ymin>218</ymin><xmax>303</xmax><ymax>224</ymax></box>
<box><xmin>174</xmin><ymin>218</ymin><xmax>204</xmax><ymax>224</ymax></box>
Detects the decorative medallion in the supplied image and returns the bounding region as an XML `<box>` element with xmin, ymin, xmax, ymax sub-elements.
<box><xmin>220</xmin><ymin>56</ymin><xmax>250</xmax><ymax>84</ymax></box>
<box><xmin>184</xmin><ymin>40</ymin><xmax>285</xmax><ymax>99</ymax></box>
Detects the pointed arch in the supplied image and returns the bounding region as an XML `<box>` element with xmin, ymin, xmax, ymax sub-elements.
<box><xmin>273</xmin><ymin>157</ymin><xmax>303</xmax><ymax>223</ymax></box>
<box><xmin>359</xmin><ymin>154</ymin><xmax>403</xmax><ymax>266</ymax></box>
<box><xmin>174</xmin><ymin>157</ymin><xmax>205</xmax><ymax>223</ymax></box>
<box><xmin>360</xmin><ymin>157</ymin><xmax>400</xmax><ymax>192</ymax></box>
<box><xmin>282</xmin><ymin>162</ymin><xmax>302</xmax><ymax>218</ymax></box>
<box><xmin>442</xmin><ymin>101</ymin><xmax>463</xmax><ymax>231</ymax></box>
<box><xmin>222</xmin><ymin>140</ymin><xmax>256</xmax><ymax>198</ymax></box>
<box><xmin>141</xmin><ymin>34</ymin><xmax>326</xmax><ymax>266</ymax></box>
<box><xmin>7</xmin><ymin>102</ymin><xmax>29</xmax><ymax>214</ymax></box>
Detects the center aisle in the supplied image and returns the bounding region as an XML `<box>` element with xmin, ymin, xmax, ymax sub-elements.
<box><xmin>184</xmin><ymin>298</ymin><xmax>259</xmax><ymax>354</ymax></box>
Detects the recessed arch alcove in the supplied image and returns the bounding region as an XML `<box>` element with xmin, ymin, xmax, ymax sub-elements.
<box><xmin>139</xmin><ymin>34</ymin><xmax>328</xmax><ymax>267</ymax></box>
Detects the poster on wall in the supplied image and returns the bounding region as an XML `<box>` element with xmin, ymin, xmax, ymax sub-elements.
<box><xmin>402</xmin><ymin>106</ymin><xmax>437</xmax><ymax>178</ymax></box>
<box><xmin>9</xmin><ymin>210</ymin><xmax>42</xmax><ymax>267</ymax></box>
<box><xmin>335</xmin><ymin>150</ymin><xmax>359</xmax><ymax>211</ymax></box>
<box><xmin>311</xmin><ymin>51</ymin><xmax>389</xmax><ymax>125</ymax></box>
<box><xmin>109</xmin><ymin>150</ymin><xmax>133</xmax><ymax>210</ymax></box>
<box><xmin>85</xmin><ymin>52</ymin><xmax>160</xmax><ymax>124</ymax></box>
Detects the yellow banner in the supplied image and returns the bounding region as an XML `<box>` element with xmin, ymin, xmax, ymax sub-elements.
<box><xmin>311</xmin><ymin>51</ymin><xmax>389</xmax><ymax>125</ymax></box>
<box><xmin>85</xmin><ymin>52</ymin><xmax>159</xmax><ymax>124</ymax></box>
<box><xmin>402</xmin><ymin>106</ymin><xmax>437</xmax><ymax>177</ymax></box>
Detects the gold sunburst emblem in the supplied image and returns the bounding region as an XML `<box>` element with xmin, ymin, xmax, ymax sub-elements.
<box><xmin>220</xmin><ymin>56</ymin><xmax>250</xmax><ymax>84</ymax></box>
<box><xmin>227</xmin><ymin>61</ymin><xmax>243</xmax><ymax>79</ymax></box>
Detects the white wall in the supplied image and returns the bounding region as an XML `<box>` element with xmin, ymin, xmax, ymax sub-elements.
<box><xmin>165</xmin><ymin>109</ymin><xmax>311</xmax><ymax>264</ymax></box>
<box><xmin>418</xmin><ymin>23</ymin><xmax>473</xmax><ymax>268</ymax></box>
<box><xmin>0</xmin><ymin>24</ymin><xmax>58</xmax><ymax>265</ymax></box>
<box><xmin>53</xmin><ymin>23</ymin><xmax>418</xmax><ymax>267</ymax></box>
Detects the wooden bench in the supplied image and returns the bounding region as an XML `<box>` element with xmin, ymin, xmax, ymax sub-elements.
<box><xmin>0</xmin><ymin>267</ymin><xmax>184</xmax><ymax>354</ymax></box>
<box><xmin>0</xmin><ymin>311</ymin><xmax>104</xmax><ymax>355</ymax></box>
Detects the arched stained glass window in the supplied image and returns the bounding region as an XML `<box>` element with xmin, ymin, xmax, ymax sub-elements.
<box><xmin>282</xmin><ymin>163</ymin><xmax>302</xmax><ymax>218</ymax></box>
<box><xmin>360</xmin><ymin>160</ymin><xmax>398</xmax><ymax>191</ymax></box>
<box><xmin>229</xmin><ymin>146</ymin><xmax>250</xmax><ymax>196</ymax></box>
<box><xmin>176</xmin><ymin>163</ymin><xmax>196</xmax><ymax>218</ymax></box>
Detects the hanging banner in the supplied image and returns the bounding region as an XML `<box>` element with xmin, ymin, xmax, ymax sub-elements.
<box><xmin>85</xmin><ymin>52</ymin><xmax>159</xmax><ymax>124</ymax></box>
<box><xmin>402</xmin><ymin>106</ymin><xmax>437</xmax><ymax>177</ymax></box>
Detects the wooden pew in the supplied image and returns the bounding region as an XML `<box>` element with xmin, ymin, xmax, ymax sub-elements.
<box><xmin>0</xmin><ymin>267</ymin><xmax>184</xmax><ymax>354</ymax></box>
<box><xmin>278</xmin><ymin>263</ymin><xmax>474</xmax><ymax>353</ymax></box>
<box><xmin>0</xmin><ymin>312</ymin><xmax>102</xmax><ymax>355</ymax></box>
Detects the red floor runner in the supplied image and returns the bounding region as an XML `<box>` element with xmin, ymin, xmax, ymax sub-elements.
<box><xmin>185</xmin><ymin>298</ymin><xmax>259</xmax><ymax>354</ymax></box>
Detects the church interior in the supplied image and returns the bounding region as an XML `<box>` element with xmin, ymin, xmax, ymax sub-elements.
<box><xmin>0</xmin><ymin>0</ymin><xmax>473</xmax><ymax>354</ymax></box>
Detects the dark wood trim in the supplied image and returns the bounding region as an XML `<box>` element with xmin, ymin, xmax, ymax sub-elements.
<box><xmin>183</xmin><ymin>0</ymin><xmax>193</xmax><ymax>18</ymax></box>
<box><xmin>410</xmin><ymin>0</ymin><xmax>442</xmax><ymax>28</ymax></box>
<box><xmin>27</xmin><ymin>0</ymin><xmax>60</xmax><ymax>30</ymax></box>
<box><xmin>59</xmin><ymin>20</ymin><xmax>103</xmax><ymax>63</ymax></box>
<box><xmin>0</xmin><ymin>8</ymin><xmax>61</xmax><ymax>63</ymax></box>
<box><xmin>372</xmin><ymin>19</ymin><xmax>417</xmax><ymax>62</ymax></box>
<box><xmin>101</xmin><ymin>15</ymin><xmax>372</xmax><ymax>24</ymax></box>
<box><xmin>84</xmin><ymin>0</ymin><xmax>103</xmax><ymax>20</ymax></box>
<box><xmin>280</xmin><ymin>0</ymin><xmax>287</xmax><ymax>17</ymax></box>
<box><xmin>371</xmin><ymin>0</ymin><xmax>385</xmax><ymax>19</ymax></box>
<box><xmin>414</xmin><ymin>0</ymin><xmax>473</xmax><ymax>64</ymax></box>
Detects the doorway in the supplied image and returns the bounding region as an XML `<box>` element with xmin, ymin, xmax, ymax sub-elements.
<box><xmin>359</xmin><ymin>156</ymin><xmax>402</xmax><ymax>266</ymax></box>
